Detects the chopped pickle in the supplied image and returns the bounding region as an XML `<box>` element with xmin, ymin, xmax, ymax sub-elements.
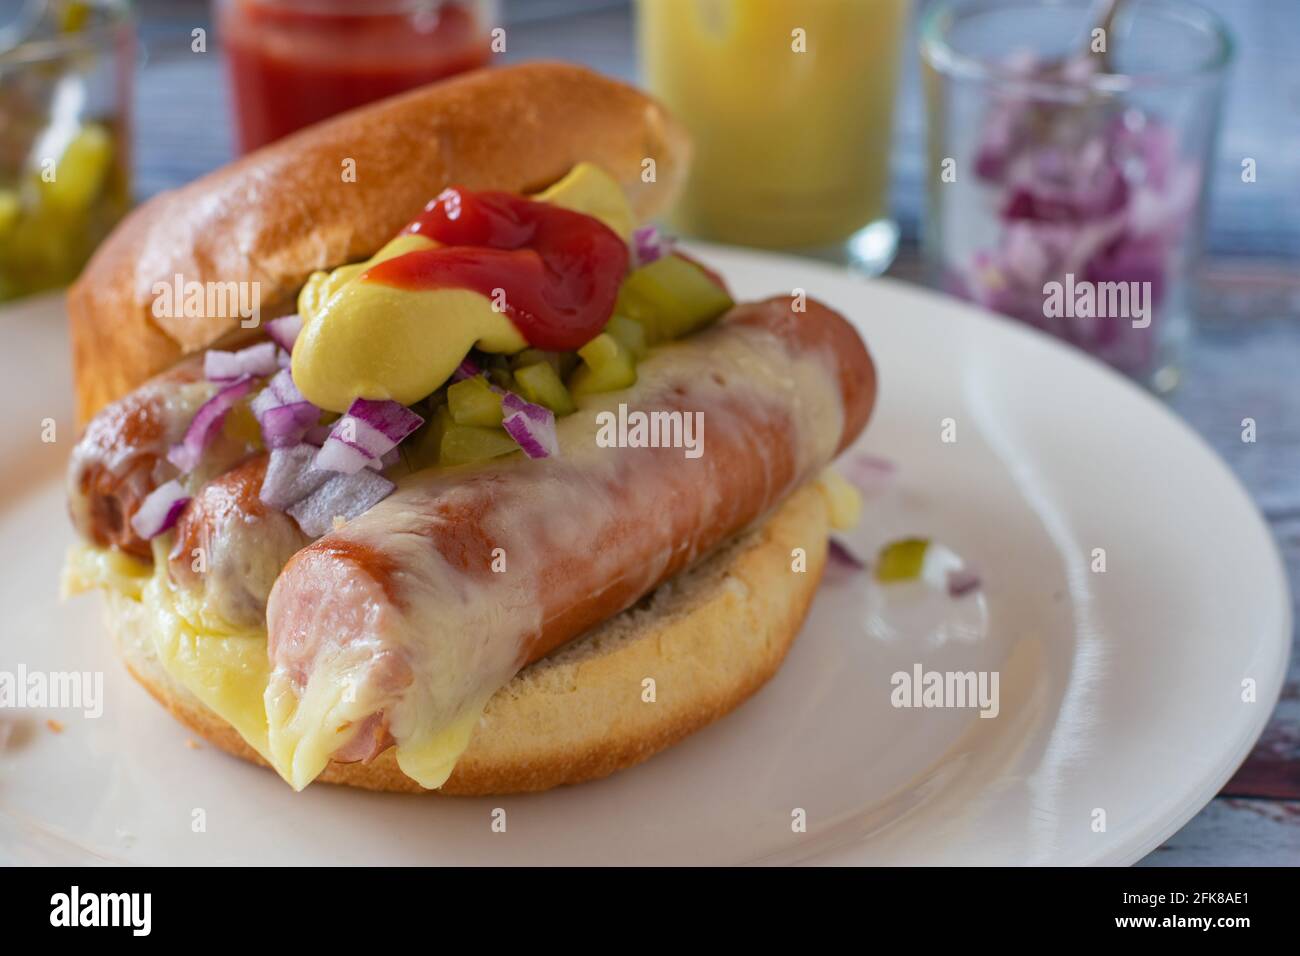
<box><xmin>440</xmin><ymin>423</ymin><xmax>519</xmax><ymax>466</ymax></box>
<box><xmin>874</xmin><ymin>538</ymin><xmax>930</xmax><ymax>583</ymax></box>
<box><xmin>556</xmin><ymin>351</ymin><xmax>580</xmax><ymax>378</ymax></box>
<box><xmin>486</xmin><ymin>366</ymin><xmax>516</xmax><ymax>392</ymax></box>
<box><xmin>510</xmin><ymin>348</ymin><xmax>559</xmax><ymax>373</ymax></box>
<box><xmin>509</xmin><ymin>348</ymin><xmax>579</xmax><ymax>378</ymax></box>
<box><xmin>605</xmin><ymin>313</ymin><xmax>648</xmax><ymax>360</ymax></box>
<box><xmin>404</xmin><ymin>404</ymin><xmax>452</xmax><ymax>469</ymax></box>
<box><xmin>514</xmin><ymin>362</ymin><xmax>577</xmax><ymax>416</ymax></box>
<box><xmin>617</xmin><ymin>254</ymin><xmax>734</xmax><ymax>341</ymax></box>
<box><xmin>447</xmin><ymin>375</ymin><xmax>504</xmax><ymax>427</ymax></box>
<box><xmin>570</xmin><ymin>332</ymin><xmax>637</xmax><ymax>397</ymax></box>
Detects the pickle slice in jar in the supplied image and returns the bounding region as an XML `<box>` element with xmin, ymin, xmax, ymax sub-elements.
<box><xmin>447</xmin><ymin>375</ymin><xmax>505</xmax><ymax>427</ymax></box>
<box><xmin>40</xmin><ymin>124</ymin><xmax>113</xmax><ymax>213</ymax></box>
<box><xmin>440</xmin><ymin>423</ymin><xmax>521</xmax><ymax>466</ymax></box>
<box><xmin>514</xmin><ymin>361</ymin><xmax>576</xmax><ymax>416</ymax></box>
<box><xmin>0</xmin><ymin>191</ymin><xmax>19</xmax><ymax>239</ymax></box>
<box><xmin>570</xmin><ymin>332</ymin><xmax>637</xmax><ymax>397</ymax></box>
<box><xmin>616</xmin><ymin>255</ymin><xmax>734</xmax><ymax>341</ymax></box>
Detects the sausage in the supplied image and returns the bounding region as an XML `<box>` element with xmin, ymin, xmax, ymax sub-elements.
<box><xmin>263</xmin><ymin>296</ymin><xmax>875</xmax><ymax>787</ymax></box>
<box><xmin>68</xmin><ymin>356</ymin><xmax>267</xmax><ymax>560</ymax></box>
<box><xmin>67</xmin><ymin>359</ymin><xmax>206</xmax><ymax>559</ymax></box>
<box><xmin>168</xmin><ymin>455</ymin><xmax>310</xmax><ymax>630</ymax></box>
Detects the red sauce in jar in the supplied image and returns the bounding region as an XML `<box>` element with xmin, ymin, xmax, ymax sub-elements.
<box><xmin>361</xmin><ymin>187</ymin><xmax>630</xmax><ymax>352</ymax></box>
<box><xmin>219</xmin><ymin>0</ymin><xmax>492</xmax><ymax>154</ymax></box>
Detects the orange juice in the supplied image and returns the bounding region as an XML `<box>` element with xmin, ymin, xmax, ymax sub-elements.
<box><xmin>638</xmin><ymin>0</ymin><xmax>910</xmax><ymax>250</ymax></box>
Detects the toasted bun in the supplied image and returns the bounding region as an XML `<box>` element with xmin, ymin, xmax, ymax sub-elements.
<box><xmin>105</xmin><ymin>483</ymin><xmax>828</xmax><ymax>795</ymax></box>
<box><xmin>69</xmin><ymin>62</ymin><xmax>690</xmax><ymax>425</ymax></box>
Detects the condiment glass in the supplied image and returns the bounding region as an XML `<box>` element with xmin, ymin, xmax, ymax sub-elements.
<box><xmin>216</xmin><ymin>0</ymin><xmax>499</xmax><ymax>154</ymax></box>
<box><xmin>921</xmin><ymin>0</ymin><xmax>1232</xmax><ymax>391</ymax></box>
<box><xmin>637</xmin><ymin>0</ymin><xmax>911</xmax><ymax>275</ymax></box>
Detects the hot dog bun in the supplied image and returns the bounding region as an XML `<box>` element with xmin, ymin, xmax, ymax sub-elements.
<box><xmin>69</xmin><ymin>62</ymin><xmax>690</xmax><ymax>425</ymax></box>
<box><xmin>105</xmin><ymin>482</ymin><xmax>829</xmax><ymax>795</ymax></box>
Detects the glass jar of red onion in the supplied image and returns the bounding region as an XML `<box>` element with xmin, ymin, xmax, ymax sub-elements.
<box><xmin>920</xmin><ymin>0</ymin><xmax>1232</xmax><ymax>392</ymax></box>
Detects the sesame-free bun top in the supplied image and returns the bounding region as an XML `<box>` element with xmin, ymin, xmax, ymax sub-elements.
<box><xmin>68</xmin><ymin>62</ymin><xmax>690</xmax><ymax>425</ymax></box>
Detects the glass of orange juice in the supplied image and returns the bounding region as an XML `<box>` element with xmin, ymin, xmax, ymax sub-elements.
<box><xmin>637</xmin><ymin>0</ymin><xmax>911</xmax><ymax>274</ymax></box>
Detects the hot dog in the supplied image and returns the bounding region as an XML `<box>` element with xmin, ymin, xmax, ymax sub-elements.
<box><xmin>263</xmin><ymin>296</ymin><xmax>873</xmax><ymax>788</ymax></box>
<box><xmin>64</xmin><ymin>63</ymin><xmax>878</xmax><ymax>796</ymax></box>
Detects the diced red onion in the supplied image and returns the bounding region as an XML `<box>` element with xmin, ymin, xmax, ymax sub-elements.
<box><xmin>840</xmin><ymin>453</ymin><xmax>896</xmax><ymax>496</ymax></box>
<box><xmin>501</xmin><ymin>392</ymin><xmax>558</xmax><ymax>458</ymax></box>
<box><xmin>452</xmin><ymin>357</ymin><xmax>481</xmax><ymax>382</ymax></box>
<box><xmin>315</xmin><ymin>438</ymin><xmax>375</xmax><ymax>474</ymax></box>
<box><xmin>303</xmin><ymin>423</ymin><xmax>331</xmax><ymax>447</ymax></box>
<box><xmin>351</xmin><ymin>398</ymin><xmax>425</xmax><ymax>443</ymax></box>
<box><xmin>633</xmin><ymin>224</ymin><xmax>670</xmax><ymax>267</ymax></box>
<box><xmin>129</xmin><ymin>479</ymin><xmax>191</xmax><ymax>540</ymax></box>
<box><xmin>287</xmin><ymin>469</ymin><xmax>395</xmax><ymax>538</ymax></box>
<box><xmin>266</xmin><ymin>314</ymin><xmax>303</xmax><ymax>353</ymax></box>
<box><xmin>947</xmin><ymin>568</ymin><xmax>982</xmax><ymax>597</ymax></box>
<box><xmin>958</xmin><ymin>56</ymin><xmax>1202</xmax><ymax>378</ymax></box>
<box><xmin>501</xmin><ymin>391</ymin><xmax>548</xmax><ymax>422</ymax></box>
<box><xmin>827</xmin><ymin>538</ymin><xmax>867</xmax><ymax>569</ymax></box>
<box><xmin>252</xmin><ymin>370</ymin><xmax>320</xmax><ymax>449</ymax></box>
<box><xmin>267</xmin><ymin>367</ymin><xmax>304</xmax><ymax>403</ymax></box>
<box><xmin>204</xmin><ymin>342</ymin><xmax>279</xmax><ymax>381</ymax></box>
<box><xmin>259</xmin><ymin>443</ymin><xmax>332</xmax><ymax>510</ymax></box>
<box><xmin>259</xmin><ymin>402</ymin><xmax>322</xmax><ymax>448</ymax></box>
<box><xmin>315</xmin><ymin>399</ymin><xmax>424</xmax><ymax>475</ymax></box>
<box><xmin>167</xmin><ymin>375</ymin><xmax>256</xmax><ymax>473</ymax></box>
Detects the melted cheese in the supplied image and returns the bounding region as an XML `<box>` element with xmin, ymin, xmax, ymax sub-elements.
<box><xmin>817</xmin><ymin>468</ymin><xmax>863</xmax><ymax>530</ymax></box>
<box><xmin>66</xmin><ymin>542</ymin><xmax>492</xmax><ymax>790</ymax></box>
<box><xmin>68</xmin><ymin>542</ymin><xmax>274</xmax><ymax>762</ymax></box>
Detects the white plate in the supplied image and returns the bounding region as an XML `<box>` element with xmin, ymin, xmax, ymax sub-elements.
<box><xmin>0</xmin><ymin>246</ymin><xmax>1290</xmax><ymax>866</ymax></box>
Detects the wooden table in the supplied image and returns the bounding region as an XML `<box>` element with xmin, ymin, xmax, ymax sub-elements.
<box><xmin>120</xmin><ymin>0</ymin><xmax>1300</xmax><ymax>864</ymax></box>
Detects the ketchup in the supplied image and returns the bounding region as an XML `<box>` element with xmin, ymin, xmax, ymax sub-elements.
<box><xmin>362</xmin><ymin>187</ymin><xmax>630</xmax><ymax>352</ymax></box>
<box><xmin>219</xmin><ymin>0</ymin><xmax>492</xmax><ymax>154</ymax></box>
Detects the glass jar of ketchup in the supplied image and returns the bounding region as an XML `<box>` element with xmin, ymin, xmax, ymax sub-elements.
<box><xmin>216</xmin><ymin>0</ymin><xmax>497</xmax><ymax>154</ymax></box>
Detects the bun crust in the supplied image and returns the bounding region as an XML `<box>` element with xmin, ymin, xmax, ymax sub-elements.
<box><xmin>106</xmin><ymin>484</ymin><xmax>829</xmax><ymax>795</ymax></box>
<box><xmin>69</xmin><ymin>62</ymin><xmax>690</xmax><ymax>425</ymax></box>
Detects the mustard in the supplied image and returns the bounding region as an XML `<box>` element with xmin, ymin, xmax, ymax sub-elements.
<box><xmin>291</xmin><ymin>163</ymin><xmax>635</xmax><ymax>413</ymax></box>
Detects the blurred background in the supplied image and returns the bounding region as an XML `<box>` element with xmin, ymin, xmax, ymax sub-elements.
<box><xmin>1</xmin><ymin>0</ymin><xmax>1297</xmax><ymax>863</ymax></box>
<box><xmin>3</xmin><ymin>2</ymin><xmax>1297</xmax><ymax>311</ymax></box>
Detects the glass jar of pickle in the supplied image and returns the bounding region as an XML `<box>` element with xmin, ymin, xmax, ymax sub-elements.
<box><xmin>0</xmin><ymin>0</ymin><xmax>134</xmax><ymax>302</ymax></box>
